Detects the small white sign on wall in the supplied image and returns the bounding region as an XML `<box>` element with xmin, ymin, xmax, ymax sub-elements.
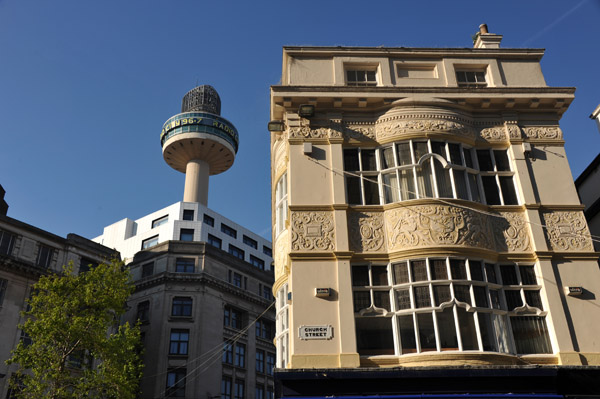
<box><xmin>299</xmin><ymin>325</ymin><xmax>333</xmax><ymax>340</ymax></box>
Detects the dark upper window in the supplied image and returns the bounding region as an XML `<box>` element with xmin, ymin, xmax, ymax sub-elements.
<box><xmin>263</xmin><ymin>246</ymin><xmax>272</xmax><ymax>257</ymax></box>
<box><xmin>172</xmin><ymin>297</ymin><xmax>192</xmax><ymax>317</ymax></box>
<box><xmin>221</xmin><ymin>224</ymin><xmax>237</xmax><ymax>239</ymax></box>
<box><xmin>249</xmin><ymin>255</ymin><xmax>264</xmax><ymax>270</ymax></box>
<box><xmin>182</xmin><ymin>209</ymin><xmax>194</xmax><ymax>221</ymax></box>
<box><xmin>456</xmin><ymin>70</ymin><xmax>487</xmax><ymax>87</ymax></box>
<box><xmin>203</xmin><ymin>214</ymin><xmax>214</xmax><ymax>226</ymax></box>
<box><xmin>234</xmin><ymin>343</ymin><xmax>246</xmax><ymax>368</ymax></box>
<box><xmin>179</xmin><ymin>228</ymin><xmax>194</xmax><ymax>242</ymax></box>
<box><xmin>169</xmin><ymin>329</ymin><xmax>189</xmax><ymax>355</ymax></box>
<box><xmin>346</xmin><ymin>69</ymin><xmax>377</xmax><ymax>86</ymax></box>
<box><xmin>79</xmin><ymin>257</ymin><xmax>98</xmax><ymax>273</ymax></box>
<box><xmin>175</xmin><ymin>258</ymin><xmax>195</xmax><ymax>273</ymax></box>
<box><xmin>229</xmin><ymin>245</ymin><xmax>244</xmax><ymax>260</ymax></box>
<box><xmin>242</xmin><ymin>235</ymin><xmax>257</xmax><ymax>249</ymax></box>
<box><xmin>0</xmin><ymin>229</ymin><xmax>16</xmax><ymax>256</ymax></box>
<box><xmin>136</xmin><ymin>301</ymin><xmax>150</xmax><ymax>323</ymax></box>
<box><xmin>208</xmin><ymin>234</ymin><xmax>222</xmax><ymax>249</ymax></box>
<box><xmin>255</xmin><ymin>350</ymin><xmax>265</xmax><ymax>373</ymax></box>
<box><xmin>36</xmin><ymin>245</ymin><xmax>54</xmax><ymax>269</ymax></box>
<box><xmin>224</xmin><ymin>306</ymin><xmax>243</xmax><ymax>330</ymax></box>
<box><xmin>142</xmin><ymin>262</ymin><xmax>154</xmax><ymax>278</ymax></box>
<box><xmin>152</xmin><ymin>215</ymin><xmax>169</xmax><ymax>229</ymax></box>
<box><xmin>221</xmin><ymin>377</ymin><xmax>232</xmax><ymax>399</ymax></box>
<box><xmin>230</xmin><ymin>272</ymin><xmax>243</xmax><ymax>288</ymax></box>
<box><xmin>234</xmin><ymin>379</ymin><xmax>245</xmax><ymax>399</ymax></box>
<box><xmin>256</xmin><ymin>319</ymin><xmax>275</xmax><ymax>340</ymax></box>
<box><xmin>266</xmin><ymin>352</ymin><xmax>275</xmax><ymax>376</ymax></box>
<box><xmin>166</xmin><ymin>368</ymin><xmax>186</xmax><ymax>397</ymax></box>
<box><xmin>222</xmin><ymin>342</ymin><xmax>233</xmax><ymax>364</ymax></box>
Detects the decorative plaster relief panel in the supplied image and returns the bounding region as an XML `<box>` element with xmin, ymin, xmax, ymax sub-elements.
<box><xmin>288</xmin><ymin>126</ymin><xmax>342</xmax><ymax>140</ymax></box>
<box><xmin>479</xmin><ymin>123</ymin><xmax>522</xmax><ymax>142</ymax></box>
<box><xmin>385</xmin><ymin>205</ymin><xmax>532</xmax><ymax>254</ymax></box>
<box><xmin>290</xmin><ymin>211</ymin><xmax>335</xmax><ymax>251</ymax></box>
<box><xmin>343</xmin><ymin>123</ymin><xmax>376</xmax><ymax>141</ymax></box>
<box><xmin>522</xmin><ymin>127</ymin><xmax>563</xmax><ymax>140</ymax></box>
<box><xmin>493</xmin><ymin>211</ymin><xmax>532</xmax><ymax>252</ymax></box>
<box><xmin>376</xmin><ymin>115</ymin><xmax>477</xmax><ymax>141</ymax></box>
<box><xmin>542</xmin><ymin>211</ymin><xmax>593</xmax><ymax>252</ymax></box>
<box><xmin>348</xmin><ymin>212</ymin><xmax>385</xmax><ymax>252</ymax></box>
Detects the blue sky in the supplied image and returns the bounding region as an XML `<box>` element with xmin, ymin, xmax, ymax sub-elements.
<box><xmin>1</xmin><ymin>0</ymin><xmax>599</xmax><ymax>241</ymax></box>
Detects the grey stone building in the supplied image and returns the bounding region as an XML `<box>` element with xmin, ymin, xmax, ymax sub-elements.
<box><xmin>0</xmin><ymin>213</ymin><xmax>118</xmax><ymax>398</ymax></box>
<box><xmin>122</xmin><ymin>239</ymin><xmax>275</xmax><ymax>399</ymax></box>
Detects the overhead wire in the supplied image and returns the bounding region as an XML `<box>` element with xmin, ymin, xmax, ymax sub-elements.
<box><xmin>153</xmin><ymin>301</ymin><xmax>275</xmax><ymax>399</ymax></box>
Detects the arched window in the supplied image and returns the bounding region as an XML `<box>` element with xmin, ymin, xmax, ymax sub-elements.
<box><xmin>343</xmin><ymin>140</ymin><xmax>518</xmax><ymax>206</ymax></box>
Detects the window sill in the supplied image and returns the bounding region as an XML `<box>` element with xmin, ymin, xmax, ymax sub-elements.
<box><xmin>169</xmin><ymin>316</ymin><xmax>194</xmax><ymax>322</ymax></box>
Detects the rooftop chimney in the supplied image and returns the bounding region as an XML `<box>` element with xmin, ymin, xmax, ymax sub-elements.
<box><xmin>474</xmin><ymin>23</ymin><xmax>502</xmax><ymax>49</ymax></box>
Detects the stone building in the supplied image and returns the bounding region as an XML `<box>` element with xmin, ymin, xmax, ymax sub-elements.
<box><xmin>269</xmin><ymin>26</ymin><xmax>600</xmax><ymax>397</ymax></box>
<box><xmin>0</xmin><ymin>212</ymin><xmax>118</xmax><ymax>398</ymax></box>
<box><xmin>95</xmin><ymin>202</ymin><xmax>276</xmax><ymax>399</ymax></box>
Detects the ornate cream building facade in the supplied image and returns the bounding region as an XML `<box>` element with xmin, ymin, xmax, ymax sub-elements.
<box><xmin>269</xmin><ymin>27</ymin><xmax>600</xmax><ymax>392</ymax></box>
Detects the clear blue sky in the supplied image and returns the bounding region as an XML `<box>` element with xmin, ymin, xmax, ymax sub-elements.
<box><xmin>1</xmin><ymin>0</ymin><xmax>599</xmax><ymax>241</ymax></box>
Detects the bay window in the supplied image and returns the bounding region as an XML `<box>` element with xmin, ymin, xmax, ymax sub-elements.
<box><xmin>343</xmin><ymin>140</ymin><xmax>518</xmax><ymax>206</ymax></box>
<box><xmin>352</xmin><ymin>258</ymin><xmax>551</xmax><ymax>357</ymax></box>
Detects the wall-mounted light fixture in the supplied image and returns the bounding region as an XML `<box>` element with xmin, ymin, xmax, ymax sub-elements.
<box><xmin>298</xmin><ymin>104</ymin><xmax>315</xmax><ymax>118</ymax></box>
<box><xmin>267</xmin><ymin>120</ymin><xmax>286</xmax><ymax>132</ymax></box>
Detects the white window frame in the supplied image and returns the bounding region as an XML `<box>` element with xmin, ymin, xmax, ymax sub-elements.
<box><xmin>275</xmin><ymin>172</ymin><xmax>288</xmax><ymax>237</ymax></box>
<box><xmin>275</xmin><ymin>283</ymin><xmax>290</xmax><ymax>368</ymax></box>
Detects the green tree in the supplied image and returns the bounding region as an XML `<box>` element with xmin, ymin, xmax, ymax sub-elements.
<box><xmin>6</xmin><ymin>259</ymin><xmax>143</xmax><ymax>399</ymax></box>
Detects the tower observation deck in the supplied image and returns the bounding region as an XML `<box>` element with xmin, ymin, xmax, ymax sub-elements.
<box><xmin>160</xmin><ymin>85</ymin><xmax>239</xmax><ymax>205</ymax></box>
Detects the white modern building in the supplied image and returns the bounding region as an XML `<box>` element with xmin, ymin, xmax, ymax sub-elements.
<box><xmin>94</xmin><ymin>201</ymin><xmax>273</xmax><ymax>270</ymax></box>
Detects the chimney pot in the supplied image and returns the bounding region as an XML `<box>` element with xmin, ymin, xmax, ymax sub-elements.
<box><xmin>479</xmin><ymin>24</ymin><xmax>489</xmax><ymax>34</ymax></box>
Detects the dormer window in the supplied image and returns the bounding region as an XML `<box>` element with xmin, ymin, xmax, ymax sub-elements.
<box><xmin>456</xmin><ymin>70</ymin><xmax>487</xmax><ymax>87</ymax></box>
<box><xmin>346</xmin><ymin>70</ymin><xmax>377</xmax><ymax>87</ymax></box>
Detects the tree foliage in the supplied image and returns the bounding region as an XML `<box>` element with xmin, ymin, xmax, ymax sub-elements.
<box><xmin>6</xmin><ymin>259</ymin><xmax>143</xmax><ymax>399</ymax></box>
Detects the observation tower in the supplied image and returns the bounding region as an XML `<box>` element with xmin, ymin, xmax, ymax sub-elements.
<box><xmin>160</xmin><ymin>85</ymin><xmax>239</xmax><ymax>205</ymax></box>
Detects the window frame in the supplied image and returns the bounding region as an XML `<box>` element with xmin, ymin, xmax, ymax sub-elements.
<box><xmin>171</xmin><ymin>297</ymin><xmax>193</xmax><ymax>317</ymax></box>
<box><xmin>152</xmin><ymin>215</ymin><xmax>169</xmax><ymax>229</ymax></box>
<box><xmin>141</xmin><ymin>235</ymin><xmax>159</xmax><ymax>250</ymax></box>
<box><xmin>343</xmin><ymin>141</ymin><xmax>518</xmax><ymax>206</ymax></box>
<box><xmin>179</xmin><ymin>228</ymin><xmax>194</xmax><ymax>242</ymax></box>
<box><xmin>169</xmin><ymin>329</ymin><xmax>190</xmax><ymax>356</ymax></box>
<box><xmin>175</xmin><ymin>258</ymin><xmax>195</xmax><ymax>273</ymax></box>
<box><xmin>351</xmin><ymin>259</ymin><xmax>550</xmax><ymax>357</ymax></box>
<box><xmin>275</xmin><ymin>172</ymin><xmax>288</xmax><ymax>237</ymax></box>
<box><xmin>208</xmin><ymin>234</ymin><xmax>222</xmax><ymax>249</ymax></box>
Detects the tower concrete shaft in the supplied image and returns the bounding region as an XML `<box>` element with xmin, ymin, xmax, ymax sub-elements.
<box><xmin>183</xmin><ymin>159</ymin><xmax>209</xmax><ymax>205</ymax></box>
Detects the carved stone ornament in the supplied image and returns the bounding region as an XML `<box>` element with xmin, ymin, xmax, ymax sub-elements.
<box><xmin>385</xmin><ymin>205</ymin><xmax>532</xmax><ymax>253</ymax></box>
<box><xmin>376</xmin><ymin>116</ymin><xmax>477</xmax><ymax>141</ymax></box>
<box><xmin>493</xmin><ymin>212</ymin><xmax>532</xmax><ymax>252</ymax></box>
<box><xmin>274</xmin><ymin>231</ymin><xmax>290</xmax><ymax>280</ymax></box>
<box><xmin>288</xmin><ymin>126</ymin><xmax>342</xmax><ymax>140</ymax></box>
<box><xmin>542</xmin><ymin>211</ymin><xmax>593</xmax><ymax>252</ymax></box>
<box><xmin>507</xmin><ymin>124</ymin><xmax>522</xmax><ymax>139</ymax></box>
<box><xmin>348</xmin><ymin>212</ymin><xmax>385</xmax><ymax>252</ymax></box>
<box><xmin>522</xmin><ymin>127</ymin><xmax>563</xmax><ymax>140</ymax></box>
<box><xmin>291</xmin><ymin>211</ymin><xmax>335</xmax><ymax>251</ymax></box>
<box><xmin>479</xmin><ymin>126</ymin><xmax>507</xmax><ymax>141</ymax></box>
<box><xmin>385</xmin><ymin>205</ymin><xmax>493</xmax><ymax>251</ymax></box>
<box><xmin>343</xmin><ymin>124</ymin><xmax>376</xmax><ymax>141</ymax></box>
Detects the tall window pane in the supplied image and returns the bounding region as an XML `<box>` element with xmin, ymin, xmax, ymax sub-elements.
<box><xmin>398</xmin><ymin>315</ymin><xmax>417</xmax><ymax>353</ymax></box>
<box><xmin>355</xmin><ymin>317</ymin><xmax>394</xmax><ymax>355</ymax></box>
<box><xmin>417</xmin><ymin>313</ymin><xmax>436</xmax><ymax>351</ymax></box>
<box><xmin>437</xmin><ymin>307</ymin><xmax>458</xmax><ymax>350</ymax></box>
<box><xmin>511</xmin><ymin>316</ymin><xmax>552</xmax><ymax>354</ymax></box>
